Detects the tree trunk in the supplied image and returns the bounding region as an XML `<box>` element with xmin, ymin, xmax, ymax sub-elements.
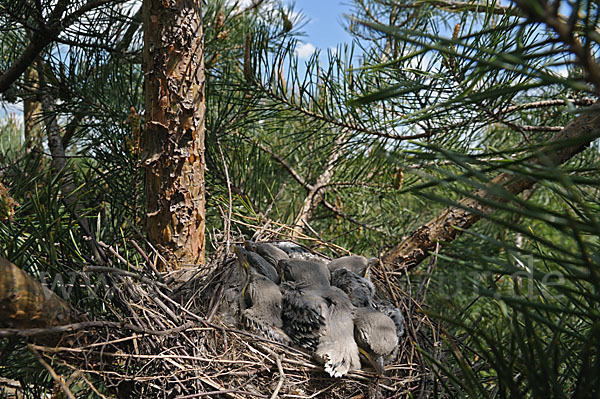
<box><xmin>23</xmin><ymin>62</ymin><xmax>42</xmax><ymax>148</ymax></box>
<box><xmin>141</xmin><ymin>0</ymin><xmax>206</xmax><ymax>269</ymax></box>
<box><xmin>382</xmin><ymin>104</ymin><xmax>600</xmax><ymax>270</ymax></box>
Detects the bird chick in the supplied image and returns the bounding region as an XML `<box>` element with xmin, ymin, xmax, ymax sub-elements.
<box><xmin>279</xmin><ymin>258</ymin><xmax>330</xmax><ymax>287</ymax></box>
<box><xmin>233</xmin><ymin>245</ymin><xmax>289</xmax><ymax>343</ymax></box>
<box><xmin>241</xmin><ymin>271</ymin><xmax>290</xmax><ymax>344</ymax></box>
<box><xmin>280</xmin><ymin>281</ymin><xmax>326</xmax><ymax>351</ymax></box>
<box><xmin>354</xmin><ymin>307</ymin><xmax>399</xmax><ymax>376</ymax></box>
<box><xmin>327</xmin><ymin>255</ymin><xmax>373</xmax><ymax>277</ymax></box>
<box><xmin>269</xmin><ymin>241</ymin><xmax>325</xmax><ymax>261</ymax></box>
<box><xmin>235</xmin><ymin>245</ymin><xmax>280</xmax><ymax>284</ymax></box>
<box><xmin>331</xmin><ymin>268</ymin><xmax>375</xmax><ymax>308</ymax></box>
<box><xmin>280</xmin><ymin>282</ymin><xmax>360</xmax><ymax>377</ymax></box>
<box><xmin>374</xmin><ymin>299</ymin><xmax>405</xmax><ymax>339</ymax></box>
<box><xmin>244</xmin><ymin>240</ymin><xmax>289</xmax><ymax>270</ymax></box>
<box><xmin>314</xmin><ymin>287</ymin><xmax>361</xmax><ymax>378</ymax></box>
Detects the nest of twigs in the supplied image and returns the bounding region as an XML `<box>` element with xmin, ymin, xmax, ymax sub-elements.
<box><xmin>29</xmin><ymin>228</ymin><xmax>441</xmax><ymax>398</ymax></box>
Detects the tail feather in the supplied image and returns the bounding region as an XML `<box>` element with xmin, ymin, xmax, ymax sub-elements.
<box><xmin>315</xmin><ymin>335</ymin><xmax>360</xmax><ymax>378</ymax></box>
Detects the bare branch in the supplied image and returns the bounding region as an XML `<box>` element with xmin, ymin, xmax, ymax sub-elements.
<box><xmin>503</xmin><ymin>98</ymin><xmax>595</xmax><ymax>113</ymax></box>
<box><xmin>1</xmin><ymin>320</ymin><xmax>197</xmax><ymax>338</ymax></box>
<box><xmin>28</xmin><ymin>344</ymin><xmax>76</xmax><ymax>399</ymax></box>
<box><xmin>253</xmin><ymin>140</ymin><xmax>310</xmax><ymax>188</ymax></box>
<box><xmin>41</xmin><ymin>87</ymin><xmax>107</xmax><ymax>263</ymax></box>
<box><xmin>409</xmin><ymin>0</ymin><xmax>524</xmax><ymax>17</ymax></box>
<box><xmin>382</xmin><ymin>103</ymin><xmax>600</xmax><ymax>270</ymax></box>
<box><xmin>292</xmin><ymin>130</ymin><xmax>350</xmax><ymax>237</ymax></box>
<box><xmin>322</xmin><ymin>200</ymin><xmax>390</xmax><ymax>236</ymax></box>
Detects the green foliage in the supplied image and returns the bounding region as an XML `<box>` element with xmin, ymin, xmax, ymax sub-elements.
<box><xmin>0</xmin><ymin>0</ymin><xmax>599</xmax><ymax>396</ymax></box>
<box><xmin>208</xmin><ymin>0</ymin><xmax>600</xmax><ymax>395</ymax></box>
<box><xmin>339</xmin><ymin>0</ymin><xmax>600</xmax><ymax>396</ymax></box>
<box><xmin>0</xmin><ymin>113</ymin><xmax>22</xmax><ymax>152</ymax></box>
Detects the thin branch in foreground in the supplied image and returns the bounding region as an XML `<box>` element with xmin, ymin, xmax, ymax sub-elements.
<box><xmin>503</xmin><ymin>98</ymin><xmax>595</xmax><ymax>113</ymax></box>
<box><xmin>28</xmin><ymin>344</ymin><xmax>76</xmax><ymax>399</ymax></box>
<box><xmin>322</xmin><ymin>200</ymin><xmax>390</xmax><ymax>236</ymax></box>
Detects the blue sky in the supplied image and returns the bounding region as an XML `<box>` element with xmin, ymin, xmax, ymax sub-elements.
<box><xmin>291</xmin><ymin>1</ymin><xmax>353</xmax><ymax>59</ymax></box>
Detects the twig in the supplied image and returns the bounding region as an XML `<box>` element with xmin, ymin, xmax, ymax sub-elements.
<box><xmin>132</xmin><ymin>225</ymin><xmax>169</xmax><ymax>269</ymax></box>
<box><xmin>28</xmin><ymin>344</ymin><xmax>76</xmax><ymax>399</ymax></box>
<box><xmin>84</xmin><ymin>265</ymin><xmax>169</xmax><ymax>290</ymax></box>
<box><xmin>253</xmin><ymin>140</ymin><xmax>309</xmax><ymax>187</ymax></box>
<box><xmin>216</xmin><ymin>135</ymin><xmax>233</xmax><ymax>254</ymax></box>
<box><xmin>130</xmin><ymin>238</ymin><xmax>164</xmax><ymax>283</ymax></box>
<box><xmin>177</xmin><ymin>388</ymin><xmax>268</xmax><ymax>398</ymax></box>
<box><xmin>232</xmin><ymin>0</ymin><xmax>266</xmax><ymax>18</ymax></box>
<box><xmin>0</xmin><ymin>321</ymin><xmax>196</xmax><ymax>338</ymax></box>
<box><xmin>322</xmin><ymin>199</ymin><xmax>390</xmax><ymax>235</ymax></box>
<box><xmin>79</xmin><ymin>373</ymin><xmax>109</xmax><ymax>399</ymax></box>
<box><xmin>270</xmin><ymin>355</ymin><xmax>285</xmax><ymax>399</ymax></box>
<box><xmin>230</xmin><ymin>212</ymin><xmax>349</xmax><ymax>254</ymax></box>
<box><xmin>503</xmin><ymin>98</ymin><xmax>595</xmax><ymax>113</ymax></box>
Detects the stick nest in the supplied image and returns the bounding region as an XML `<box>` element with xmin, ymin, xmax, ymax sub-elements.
<box><xmin>29</xmin><ymin>232</ymin><xmax>441</xmax><ymax>399</ymax></box>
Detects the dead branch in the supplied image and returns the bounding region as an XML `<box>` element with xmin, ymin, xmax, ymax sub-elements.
<box><xmin>293</xmin><ymin>130</ymin><xmax>349</xmax><ymax>238</ymax></box>
<box><xmin>0</xmin><ymin>256</ymin><xmax>78</xmax><ymax>328</ymax></box>
<box><xmin>28</xmin><ymin>344</ymin><xmax>76</xmax><ymax>399</ymax></box>
<box><xmin>41</xmin><ymin>85</ymin><xmax>106</xmax><ymax>263</ymax></box>
<box><xmin>382</xmin><ymin>103</ymin><xmax>600</xmax><ymax>271</ymax></box>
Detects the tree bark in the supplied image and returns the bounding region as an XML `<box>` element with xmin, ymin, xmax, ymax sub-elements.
<box><xmin>382</xmin><ymin>104</ymin><xmax>600</xmax><ymax>270</ymax></box>
<box><xmin>142</xmin><ymin>0</ymin><xmax>206</xmax><ymax>269</ymax></box>
<box><xmin>23</xmin><ymin>62</ymin><xmax>42</xmax><ymax>148</ymax></box>
<box><xmin>0</xmin><ymin>256</ymin><xmax>76</xmax><ymax>328</ymax></box>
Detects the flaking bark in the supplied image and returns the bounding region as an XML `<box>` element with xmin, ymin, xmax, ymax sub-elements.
<box><xmin>142</xmin><ymin>0</ymin><xmax>207</xmax><ymax>269</ymax></box>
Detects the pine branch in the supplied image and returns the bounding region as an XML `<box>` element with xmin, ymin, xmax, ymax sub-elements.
<box><xmin>253</xmin><ymin>140</ymin><xmax>309</xmax><ymax>188</ymax></box>
<box><xmin>393</xmin><ymin>0</ymin><xmax>524</xmax><ymax>17</ymax></box>
<box><xmin>322</xmin><ymin>199</ymin><xmax>390</xmax><ymax>236</ymax></box>
<box><xmin>514</xmin><ymin>0</ymin><xmax>600</xmax><ymax>91</ymax></box>
<box><xmin>262</xmin><ymin>89</ymin><xmax>434</xmax><ymax>141</ymax></box>
<box><xmin>382</xmin><ymin>103</ymin><xmax>600</xmax><ymax>271</ymax></box>
<box><xmin>0</xmin><ymin>0</ymin><xmax>123</xmax><ymax>93</ymax></box>
<box><xmin>503</xmin><ymin>98</ymin><xmax>595</xmax><ymax>113</ymax></box>
<box><xmin>41</xmin><ymin>86</ymin><xmax>107</xmax><ymax>264</ymax></box>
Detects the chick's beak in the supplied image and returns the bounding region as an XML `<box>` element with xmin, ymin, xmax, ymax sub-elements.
<box><xmin>233</xmin><ymin>245</ymin><xmax>250</xmax><ymax>271</ymax></box>
<box><xmin>359</xmin><ymin>348</ymin><xmax>385</xmax><ymax>376</ymax></box>
<box><xmin>372</xmin><ymin>355</ymin><xmax>385</xmax><ymax>377</ymax></box>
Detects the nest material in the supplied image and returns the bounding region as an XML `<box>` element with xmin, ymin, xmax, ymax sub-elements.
<box><xmin>26</xmin><ymin>236</ymin><xmax>440</xmax><ymax>398</ymax></box>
